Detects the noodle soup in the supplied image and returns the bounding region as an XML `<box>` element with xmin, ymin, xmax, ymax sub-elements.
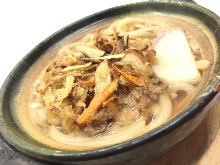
<box><xmin>18</xmin><ymin>15</ymin><xmax>213</xmax><ymax>150</ymax></box>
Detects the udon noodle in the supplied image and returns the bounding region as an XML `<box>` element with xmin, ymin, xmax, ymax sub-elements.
<box><xmin>18</xmin><ymin>15</ymin><xmax>211</xmax><ymax>150</ymax></box>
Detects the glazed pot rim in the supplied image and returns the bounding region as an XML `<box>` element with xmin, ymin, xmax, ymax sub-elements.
<box><xmin>1</xmin><ymin>0</ymin><xmax>220</xmax><ymax>162</ymax></box>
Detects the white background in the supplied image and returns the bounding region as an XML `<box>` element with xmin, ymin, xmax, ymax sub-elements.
<box><xmin>0</xmin><ymin>0</ymin><xmax>219</xmax><ymax>88</ymax></box>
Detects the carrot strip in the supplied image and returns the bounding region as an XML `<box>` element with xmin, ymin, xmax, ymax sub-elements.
<box><xmin>115</xmin><ymin>67</ymin><xmax>141</xmax><ymax>86</ymax></box>
<box><xmin>76</xmin><ymin>78</ymin><xmax>118</xmax><ymax>125</ymax></box>
<box><xmin>79</xmin><ymin>77</ymin><xmax>95</xmax><ymax>86</ymax></box>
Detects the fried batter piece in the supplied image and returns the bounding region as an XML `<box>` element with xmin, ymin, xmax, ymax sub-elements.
<box><xmin>35</xmin><ymin>24</ymin><xmax>164</xmax><ymax>136</ymax></box>
<box><xmin>95</xmin><ymin>28</ymin><xmax>125</xmax><ymax>54</ymax></box>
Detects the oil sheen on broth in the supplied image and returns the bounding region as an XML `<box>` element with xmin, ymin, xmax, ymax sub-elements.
<box><xmin>18</xmin><ymin>15</ymin><xmax>212</xmax><ymax>150</ymax></box>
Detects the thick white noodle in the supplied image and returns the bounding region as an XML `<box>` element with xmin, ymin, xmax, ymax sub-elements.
<box><xmin>30</xmin><ymin>107</ymin><xmax>48</xmax><ymax>128</ymax></box>
<box><xmin>127</xmin><ymin>28</ymin><xmax>156</xmax><ymax>38</ymax></box>
<box><xmin>168</xmin><ymin>81</ymin><xmax>195</xmax><ymax>97</ymax></box>
<box><xmin>117</xmin><ymin>18</ymin><xmax>151</xmax><ymax>35</ymax></box>
<box><xmin>149</xmin><ymin>93</ymin><xmax>172</xmax><ymax>130</ymax></box>
<box><xmin>81</xmin><ymin>33</ymin><xmax>95</xmax><ymax>47</ymax></box>
<box><xmin>57</xmin><ymin>43</ymin><xmax>81</xmax><ymax>56</ymax></box>
<box><xmin>48</xmin><ymin>117</ymin><xmax>146</xmax><ymax>147</ymax></box>
<box><xmin>196</xmin><ymin>59</ymin><xmax>211</xmax><ymax>70</ymax></box>
<box><xmin>139</xmin><ymin>93</ymin><xmax>172</xmax><ymax>135</ymax></box>
<box><xmin>57</xmin><ymin>34</ymin><xmax>95</xmax><ymax>56</ymax></box>
<box><xmin>116</xmin><ymin>17</ymin><xmax>170</xmax><ymax>37</ymax></box>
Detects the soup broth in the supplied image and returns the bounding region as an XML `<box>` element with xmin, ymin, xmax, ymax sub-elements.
<box><xmin>18</xmin><ymin>14</ymin><xmax>213</xmax><ymax>150</ymax></box>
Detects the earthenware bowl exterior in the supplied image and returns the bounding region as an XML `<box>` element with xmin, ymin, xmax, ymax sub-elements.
<box><xmin>1</xmin><ymin>1</ymin><xmax>220</xmax><ymax>164</ymax></box>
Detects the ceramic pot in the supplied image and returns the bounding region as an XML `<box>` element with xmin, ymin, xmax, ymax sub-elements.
<box><xmin>0</xmin><ymin>0</ymin><xmax>220</xmax><ymax>164</ymax></box>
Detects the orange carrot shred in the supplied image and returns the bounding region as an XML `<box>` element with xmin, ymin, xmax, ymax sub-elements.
<box><xmin>73</xmin><ymin>55</ymin><xmax>79</xmax><ymax>62</ymax></box>
<box><xmin>114</xmin><ymin>66</ymin><xmax>141</xmax><ymax>86</ymax></box>
<box><xmin>79</xmin><ymin>77</ymin><xmax>95</xmax><ymax>86</ymax></box>
<box><xmin>76</xmin><ymin>77</ymin><xmax>118</xmax><ymax>125</ymax></box>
